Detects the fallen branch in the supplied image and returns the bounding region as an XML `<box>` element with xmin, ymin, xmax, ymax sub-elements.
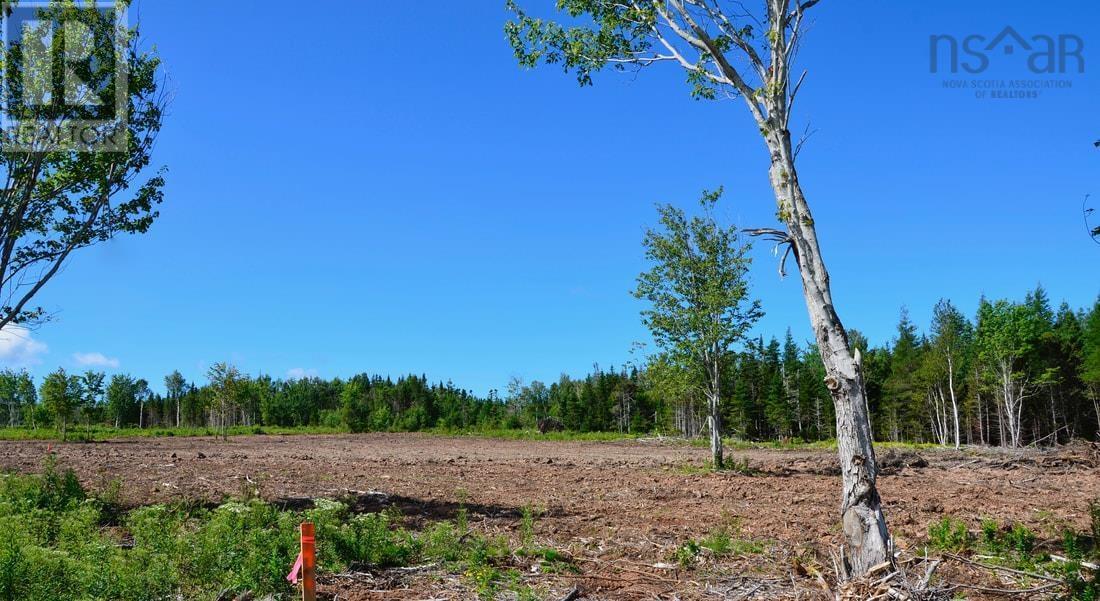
<box><xmin>944</xmin><ymin>553</ymin><xmax>1062</xmax><ymax>583</ymax></box>
<box><xmin>574</xmin><ymin>557</ymin><xmax>680</xmax><ymax>584</ymax></box>
<box><xmin>389</xmin><ymin>562</ymin><xmax>438</xmax><ymax>572</ymax></box>
<box><xmin>558</xmin><ymin>585</ymin><xmax>581</xmax><ymax>601</ymax></box>
<box><xmin>1051</xmin><ymin>554</ymin><xmax>1100</xmax><ymax>571</ymax></box>
<box><xmin>946</xmin><ymin>581</ymin><xmax>1062</xmax><ymax>595</ymax></box>
<box><xmin>917</xmin><ymin>558</ymin><xmax>942</xmax><ymax>590</ymax></box>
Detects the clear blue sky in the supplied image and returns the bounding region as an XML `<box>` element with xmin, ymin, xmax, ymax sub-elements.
<box><xmin>5</xmin><ymin>1</ymin><xmax>1099</xmax><ymax>395</ymax></box>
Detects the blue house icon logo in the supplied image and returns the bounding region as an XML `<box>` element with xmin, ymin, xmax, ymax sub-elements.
<box><xmin>986</xmin><ymin>26</ymin><xmax>1031</xmax><ymax>55</ymax></box>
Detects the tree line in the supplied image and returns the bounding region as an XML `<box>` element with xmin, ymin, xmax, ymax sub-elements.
<box><xmin>509</xmin><ymin>287</ymin><xmax>1100</xmax><ymax>448</ymax></box>
<box><xmin>3</xmin><ymin>286</ymin><xmax>1097</xmax><ymax>446</ymax></box>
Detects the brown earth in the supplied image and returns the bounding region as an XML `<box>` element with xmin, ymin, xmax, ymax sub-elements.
<box><xmin>1</xmin><ymin>433</ymin><xmax>1098</xmax><ymax>600</ymax></box>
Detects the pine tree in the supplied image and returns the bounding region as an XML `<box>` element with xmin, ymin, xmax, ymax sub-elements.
<box><xmin>884</xmin><ymin>309</ymin><xmax>923</xmax><ymax>442</ymax></box>
<box><xmin>1082</xmin><ymin>298</ymin><xmax>1100</xmax><ymax>436</ymax></box>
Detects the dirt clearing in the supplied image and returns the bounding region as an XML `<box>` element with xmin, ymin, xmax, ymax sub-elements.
<box><xmin>1</xmin><ymin>434</ymin><xmax>1097</xmax><ymax>599</ymax></box>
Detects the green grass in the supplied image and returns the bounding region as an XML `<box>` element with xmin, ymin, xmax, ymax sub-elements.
<box><xmin>926</xmin><ymin>513</ymin><xmax>1100</xmax><ymax>600</ymax></box>
<box><xmin>0</xmin><ymin>458</ymin><xmax>565</xmax><ymax>601</ymax></box>
<box><xmin>675</xmin><ymin>522</ymin><xmax>767</xmax><ymax>567</ymax></box>
<box><xmin>0</xmin><ymin>425</ymin><xmax>648</xmax><ymax>444</ymax></box>
<box><xmin>670</xmin><ymin>457</ymin><xmax>758</xmax><ymax>475</ymax></box>
<box><xmin>0</xmin><ymin>424</ymin><xmax>949</xmax><ymax>455</ymax></box>
<box><xmin>686</xmin><ymin>437</ymin><xmax>942</xmax><ymax>452</ymax></box>
<box><xmin>423</xmin><ymin>427</ymin><xmax>649</xmax><ymax>442</ymax></box>
<box><xmin>0</xmin><ymin>425</ymin><xmax>347</xmax><ymax>442</ymax></box>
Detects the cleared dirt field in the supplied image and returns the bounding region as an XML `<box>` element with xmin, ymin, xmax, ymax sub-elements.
<box><xmin>1</xmin><ymin>433</ymin><xmax>1098</xmax><ymax>599</ymax></box>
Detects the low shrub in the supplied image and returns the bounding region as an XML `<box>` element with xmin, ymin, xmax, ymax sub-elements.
<box><xmin>928</xmin><ymin>516</ymin><xmax>970</xmax><ymax>552</ymax></box>
<box><xmin>0</xmin><ymin>460</ymin><xmax>557</xmax><ymax>600</ymax></box>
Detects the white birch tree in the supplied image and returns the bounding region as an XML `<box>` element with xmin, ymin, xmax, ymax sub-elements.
<box><xmin>928</xmin><ymin>299</ymin><xmax>972</xmax><ymax>449</ymax></box>
<box><xmin>507</xmin><ymin>0</ymin><xmax>894</xmax><ymax>574</ymax></box>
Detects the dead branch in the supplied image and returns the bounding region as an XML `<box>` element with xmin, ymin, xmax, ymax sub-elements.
<box><xmin>945</xmin><ymin>581</ymin><xmax>1062</xmax><ymax>595</ymax></box>
<box><xmin>1051</xmin><ymin>554</ymin><xmax>1100</xmax><ymax>571</ymax></box>
<box><xmin>944</xmin><ymin>553</ymin><xmax>1063</xmax><ymax>582</ymax></box>
<box><xmin>558</xmin><ymin>585</ymin><xmax>581</xmax><ymax>601</ymax></box>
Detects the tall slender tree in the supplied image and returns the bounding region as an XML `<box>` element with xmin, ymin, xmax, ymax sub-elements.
<box><xmin>79</xmin><ymin>371</ymin><xmax>105</xmax><ymax>432</ymax></box>
<box><xmin>507</xmin><ymin>0</ymin><xmax>892</xmax><ymax>573</ymax></box>
<box><xmin>165</xmin><ymin>371</ymin><xmax>187</xmax><ymax>427</ymax></box>
<box><xmin>207</xmin><ymin>363</ymin><xmax>241</xmax><ymax>441</ymax></box>
<box><xmin>133</xmin><ymin>379</ymin><xmax>151</xmax><ymax>429</ymax></box>
<box><xmin>976</xmin><ymin>299</ymin><xmax>1038</xmax><ymax>448</ymax></box>
<box><xmin>928</xmin><ymin>300</ymin><xmax>972</xmax><ymax>449</ymax></box>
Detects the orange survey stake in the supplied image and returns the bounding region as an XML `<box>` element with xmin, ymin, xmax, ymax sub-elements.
<box><xmin>300</xmin><ymin>522</ymin><xmax>316</xmax><ymax>601</ymax></box>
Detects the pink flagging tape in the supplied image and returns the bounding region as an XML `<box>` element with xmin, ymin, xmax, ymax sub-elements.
<box><xmin>286</xmin><ymin>552</ymin><xmax>303</xmax><ymax>584</ymax></box>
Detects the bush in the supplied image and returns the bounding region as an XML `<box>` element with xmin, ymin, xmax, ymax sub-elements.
<box><xmin>341</xmin><ymin>381</ymin><xmax>371</xmax><ymax>433</ymax></box>
<box><xmin>1005</xmin><ymin>523</ymin><xmax>1035</xmax><ymax>557</ymax></box>
<box><xmin>928</xmin><ymin>516</ymin><xmax>970</xmax><ymax>552</ymax></box>
<box><xmin>0</xmin><ymin>460</ymin><xmax>552</xmax><ymax>600</ymax></box>
<box><xmin>674</xmin><ymin>539</ymin><xmax>700</xmax><ymax>567</ymax></box>
<box><xmin>319</xmin><ymin>409</ymin><xmax>343</xmax><ymax>429</ymax></box>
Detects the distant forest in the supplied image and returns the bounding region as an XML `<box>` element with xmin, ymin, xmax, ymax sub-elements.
<box><xmin>4</xmin><ymin>286</ymin><xmax>1099</xmax><ymax>447</ymax></box>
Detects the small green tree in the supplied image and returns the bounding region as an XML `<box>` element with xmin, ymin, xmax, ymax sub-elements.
<box><xmin>0</xmin><ymin>369</ymin><xmax>35</xmax><ymax>427</ymax></box>
<box><xmin>634</xmin><ymin>190</ymin><xmax>762</xmax><ymax>469</ymax></box>
<box><xmin>78</xmin><ymin>371</ymin><xmax>105</xmax><ymax>429</ymax></box>
<box><xmin>341</xmin><ymin>379</ymin><xmax>370</xmax><ymax>433</ymax></box>
<box><xmin>207</xmin><ymin>363</ymin><xmax>242</xmax><ymax>441</ymax></box>
<box><xmin>105</xmin><ymin>374</ymin><xmax>136</xmax><ymax>428</ymax></box>
<box><xmin>164</xmin><ymin>371</ymin><xmax>187</xmax><ymax>428</ymax></box>
<box><xmin>40</xmin><ymin>368</ymin><xmax>81</xmax><ymax>440</ymax></box>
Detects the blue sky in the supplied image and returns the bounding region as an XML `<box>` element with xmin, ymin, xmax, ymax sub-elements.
<box><xmin>3</xmin><ymin>1</ymin><xmax>1099</xmax><ymax>395</ymax></box>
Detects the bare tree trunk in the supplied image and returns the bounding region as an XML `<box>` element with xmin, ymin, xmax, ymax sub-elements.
<box><xmin>763</xmin><ymin>130</ymin><xmax>891</xmax><ymax>576</ymax></box>
<box><xmin>996</xmin><ymin>393</ymin><xmax>1005</xmax><ymax>446</ymax></box>
<box><xmin>927</xmin><ymin>387</ymin><xmax>949</xmax><ymax>446</ymax></box>
<box><xmin>1048</xmin><ymin>386</ymin><xmax>1058</xmax><ymax>445</ymax></box>
<box><xmin>947</xmin><ymin>355</ymin><xmax>960</xmax><ymax>449</ymax></box>
<box><xmin>707</xmin><ymin>347</ymin><xmax>724</xmax><ymax>469</ymax></box>
<box><xmin>981</xmin><ymin>387</ymin><xmax>990</xmax><ymax>444</ymax></box>
<box><xmin>996</xmin><ymin>360</ymin><xmax>1026</xmax><ymax>448</ymax></box>
<box><xmin>974</xmin><ymin>366</ymin><xmax>985</xmax><ymax>445</ymax></box>
<box><xmin>1093</xmin><ymin>392</ymin><xmax>1100</xmax><ymax>436</ymax></box>
<box><xmin>926</xmin><ymin>392</ymin><xmax>939</xmax><ymax>445</ymax></box>
<box><xmin>814</xmin><ymin>393</ymin><xmax>823</xmax><ymax>440</ymax></box>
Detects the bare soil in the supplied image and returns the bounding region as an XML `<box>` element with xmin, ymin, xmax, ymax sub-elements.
<box><xmin>1</xmin><ymin>434</ymin><xmax>1098</xmax><ymax>600</ymax></box>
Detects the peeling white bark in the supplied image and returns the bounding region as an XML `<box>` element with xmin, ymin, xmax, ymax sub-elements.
<box><xmin>763</xmin><ymin>128</ymin><xmax>892</xmax><ymax>576</ymax></box>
